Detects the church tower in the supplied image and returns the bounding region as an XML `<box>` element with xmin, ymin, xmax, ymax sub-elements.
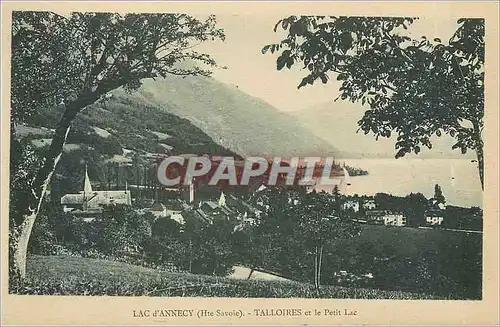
<box><xmin>83</xmin><ymin>164</ymin><xmax>93</xmax><ymax>210</ymax></box>
<box><xmin>83</xmin><ymin>164</ymin><xmax>93</xmax><ymax>197</ymax></box>
<box><xmin>218</xmin><ymin>191</ymin><xmax>226</xmax><ymax>207</ymax></box>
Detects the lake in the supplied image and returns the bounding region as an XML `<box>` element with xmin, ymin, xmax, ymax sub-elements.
<box><xmin>314</xmin><ymin>158</ymin><xmax>483</xmax><ymax>208</ymax></box>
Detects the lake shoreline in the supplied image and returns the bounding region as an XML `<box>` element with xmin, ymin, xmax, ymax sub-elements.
<box><xmin>318</xmin><ymin>158</ymin><xmax>483</xmax><ymax>208</ymax></box>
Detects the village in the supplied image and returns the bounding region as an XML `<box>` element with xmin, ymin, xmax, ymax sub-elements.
<box><xmin>58</xmin><ymin>162</ymin><xmax>454</xmax><ymax>232</ymax></box>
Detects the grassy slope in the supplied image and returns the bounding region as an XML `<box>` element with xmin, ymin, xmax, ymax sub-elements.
<box><xmin>22</xmin><ymin>93</ymin><xmax>240</xmax><ymax>158</ymax></box>
<box><xmin>22</xmin><ymin>255</ymin><xmax>446</xmax><ymax>299</ymax></box>
<box><xmin>357</xmin><ymin>224</ymin><xmax>481</xmax><ymax>258</ymax></box>
<box><xmin>361</xmin><ymin>225</ymin><xmax>481</xmax><ymax>256</ymax></box>
<box><xmin>82</xmin><ymin>95</ymin><xmax>240</xmax><ymax>157</ymax></box>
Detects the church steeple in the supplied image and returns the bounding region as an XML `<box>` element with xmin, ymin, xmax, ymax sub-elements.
<box><xmin>83</xmin><ymin>164</ymin><xmax>93</xmax><ymax>199</ymax></box>
<box><xmin>218</xmin><ymin>191</ymin><xmax>226</xmax><ymax>207</ymax></box>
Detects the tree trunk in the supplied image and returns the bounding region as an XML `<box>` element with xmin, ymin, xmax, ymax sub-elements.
<box><xmin>475</xmin><ymin>140</ymin><xmax>484</xmax><ymax>191</ymax></box>
<box><xmin>472</xmin><ymin>121</ymin><xmax>484</xmax><ymax>191</ymax></box>
<box><xmin>108</xmin><ymin>165</ymin><xmax>112</xmax><ymax>190</ymax></box>
<box><xmin>212</xmin><ymin>257</ymin><xmax>218</xmax><ymax>275</ymax></box>
<box><xmin>12</xmin><ymin>213</ymin><xmax>36</xmax><ymax>279</ymax></box>
<box><xmin>314</xmin><ymin>246</ymin><xmax>319</xmax><ymax>295</ymax></box>
<box><xmin>318</xmin><ymin>245</ymin><xmax>324</xmax><ymax>291</ymax></box>
<box><xmin>188</xmin><ymin>239</ymin><xmax>192</xmax><ymax>273</ymax></box>
<box><xmin>476</xmin><ymin>146</ymin><xmax>484</xmax><ymax>191</ymax></box>
<box><xmin>247</xmin><ymin>267</ymin><xmax>255</xmax><ymax>280</ymax></box>
<box><xmin>10</xmin><ymin>93</ymin><xmax>100</xmax><ymax>280</ymax></box>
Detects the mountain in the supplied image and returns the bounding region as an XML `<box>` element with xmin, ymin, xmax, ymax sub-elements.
<box><xmin>110</xmin><ymin>75</ymin><xmax>345</xmax><ymax>158</ymax></box>
<box><xmin>17</xmin><ymin>95</ymin><xmax>244</xmax><ymax>197</ymax></box>
<box><xmin>289</xmin><ymin>101</ymin><xmax>475</xmax><ymax>159</ymax></box>
<box><xmin>22</xmin><ymin>95</ymin><xmax>240</xmax><ymax>160</ymax></box>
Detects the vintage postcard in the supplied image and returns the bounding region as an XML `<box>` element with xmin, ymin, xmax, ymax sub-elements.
<box><xmin>1</xmin><ymin>1</ymin><xmax>499</xmax><ymax>325</ymax></box>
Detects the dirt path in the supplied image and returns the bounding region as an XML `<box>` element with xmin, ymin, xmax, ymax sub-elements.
<box><xmin>228</xmin><ymin>266</ymin><xmax>290</xmax><ymax>282</ymax></box>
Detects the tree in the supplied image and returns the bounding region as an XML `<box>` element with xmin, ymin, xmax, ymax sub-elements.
<box><xmin>10</xmin><ymin>11</ymin><xmax>225</xmax><ymax>279</ymax></box>
<box><xmin>331</xmin><ymin>185</ymin><xmax>341</xmax><ymax>212</ymax></box>
<box><xmin>404</xmin><ymin>192</ymin><xmax>428</xmax><ymax>227</ymax></box>
<box><xmin>94</xmin><ymin>205</ymin><xmax>152</xmax><ymax>255</ymax></box>
<box><xmin>263</xmin><ymin>16</ymin><xmax>484</xmax><ymax>189</ymax></box>
<box><xmin>200</xmin><ymin>219</ymin><xmax>237</xmax><ymax>276</ymax></box>
<box><xmin>233</xmin><ymin>211</ymin><xmax>287</xmax><ymax>280</ymax></box>
<box><xmin>252</xmin><ymin>188</ymin><xmax>360</xmax><ymax>293</ymax></box>
<box><xmin>433</xmin><ymin>184</ymin><xmax>446</xmax><ymax>206</ymax></box>
<box><xmin>178</xmin><ymin>218</ymin><xmax>237</xmax><ymax>276</ymax></box>
<box><xmin>298</xmin><ymin>191</ymin><xmax>360</xmax><ymax>293</ymax></box>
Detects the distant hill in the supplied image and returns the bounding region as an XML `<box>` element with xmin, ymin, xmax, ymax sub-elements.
<box><xmin>22</xmin><ymin>95</ymin><xmax>240</xmax><ymax>159</ymax></box>
<box><xmin>16</xmin><ymin>95</ymin><xmax>242</xmax><ymax>196</ymax></box>
<box><xmin>110</xmin><ymin>75</ymin><xmax>346</xmax><ymax>158</ymax></box>
<box><xmin>289</xmin><ymin>101</ymin><xmax>475</xmax><ymax>159</ymax></box>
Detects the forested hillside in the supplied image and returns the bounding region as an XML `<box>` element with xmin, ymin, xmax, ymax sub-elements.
<box><xmin>15</xmin><ymin>94</ymin><xmax>241</xmax><ymax>197</ymax></box>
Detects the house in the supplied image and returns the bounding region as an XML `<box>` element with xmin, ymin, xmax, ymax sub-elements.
<box><xmin>148</xmin><ymin>200</ymin><xmax>186</xmax><ymax>225</ymax></box>
<box><xmin>363</xmin><ymin>199</ymin><xmax>377</xmax><ymax>210</ymax></box>
<box><xmin>201</xmin><ymin>201</ymin><xmax>220</xmax><ymax>214</ymax></box>
<box><xmin>226</xmin><ymin>194</ymin><xmax>262</xmax><ymax>218</ymax></box>
<box><xmin>425</xmin><ymin>210</ymin><xmax>445</xmax><ymax>226</ymax></box>
<box><xmin>365</xmin><ymin>210</ymin><xmax>387</xmax><ymax>225</ymax></box>
<box><xmin>383</xmin><ymin>213</ymin><xmax>406</xmax><ymax>227</ymax></box>
<box><xmin>170</xmin><ymin>212</ymin><xmax>185</xmax><ymax>225</ymax></box>
<box><xmin>301</xmin><ymin>178</ymin><xmax>317</xmax><ymax>193</ymax></box>
<box><xmin>233</xmin><ymin>212</ymin><xmax>258</xmax><ymax>232</ymax></box>
<box><xmin>60</xmin><ymin>165</ymin><xmax>131</xmax><ymax>217</ymax></box>
<box><xmin>366</xmin><ymin>210</ymin><xmax>406</xmax><ymax>227</ymax></box>
<box><xmin>198</xmin><ymin>192</ymin><xmax>237</xmax><ymax>217</ymax></box>
<box><xmin>166</xmin><ymin>208</ymin><xmax>182</xmax><ymax>216</ymax></box>
<box><xmin>194</xmin><ymin>208</ymin><xmax>212</xmax><ymax>224</ymax></box>
<box><xmin>149</xmin><ymin>202</ymin><xmax>168</xmax><ymax>219</ymax></box>
<box><xmin>238</xmin><ymin>199</ymin><xmax>263</xmax><ymax>218</ymax></box>
<box><xmin>342</xmin><ymin>200</ymin><xmax>360</xmax><ymax>212</ymax></box>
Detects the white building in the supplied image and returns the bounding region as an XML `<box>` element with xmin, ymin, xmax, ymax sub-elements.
<box><xmin>149</xmin><ymin>202</ymin><xmax>168</xmax><ymax>219</ymax></box>
<box><xmin>383</xmin><ymin>213</ymin><xmax>407</xmax><ymax>227</ymax></box>
<box><xmin>170</xmin><ymin>213</ymin><xmax>185</xmax><ymax>225</ymax></box>
<box><xmin>425</xmin><ymin>211</ymin><xmax>445</xmax><ymax>226</ymax></box>
<box><xmin>363</xmin><ymin>199</ymin><xmax>377</xmax><ymax>210</ymax></box>
<box><xmin>60</xmin><ymin>165</ymin><xmax>131</xmax><ymax>214</ymax></box>
<box><xmin>149</xmin><ymin>201</ymin><xmax>186</xmax><ymax>225</ymax></box>
<box><xmin>342</xmin><ymin>200</ymin><xmax>360</xmax><ymax>212</ymax></box>
<box><xmin>366</xmin><ymin>210</ymin><xmax>406</xmax><ymax>227</ymax></box>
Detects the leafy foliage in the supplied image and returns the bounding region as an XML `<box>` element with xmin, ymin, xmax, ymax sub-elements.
<box><xmin>22</xmin><ymin>186</ymin><xmax>482</xmax><ymax>299</ymax></box>
<box><xmin>264</xmin><ymin>16</ymin><xmax>484</xmax><ymax>187</ymax></box>
<box><xmin>10</xmin><ymin>11</ymin><xmax>226</xmax><ymax>279</ymax></box>
<box><xmin>433</xmin><ymin>184</ymin><xmax>446</xmax><ymax>205</ymax></box>
<box><xmin>12</xmin><ymin>11</ymin><xmax>225</xmax><ymax>123</ymax></box>
<box><xmin>10</xmin><ymin>10</ymin><xmax>225</xmax><ymax>219</ymax></box>
<box><xmin>9</xmin><ymin>136</ymin><xmax>44</xmax><ymax>226</ymax></box>
<box><xmin>239</xmin><ymin>188</ymin><xmax>360</xmax><ymax>287</ymax></box>
<box><xmin>92</xmin><ymin>205</ymin><xmax>153</xmax><ymax>255</ymax></box>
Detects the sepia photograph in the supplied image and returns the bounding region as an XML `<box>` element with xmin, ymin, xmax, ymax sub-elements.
<box><xmin>1</xmin><ymin>1</ymin><xmax>499</xmax><ymax>326</ymax></box>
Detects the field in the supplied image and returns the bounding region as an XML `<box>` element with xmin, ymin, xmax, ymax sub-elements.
<box><xmin>357</xmin><ymin>224</ymin><xmax>482</xmax><ymax>257</ymax></box>
<box><xmin>11</xmin><ymin>255</ymin><xmax>452</xmax><ymax>299</ymax></box>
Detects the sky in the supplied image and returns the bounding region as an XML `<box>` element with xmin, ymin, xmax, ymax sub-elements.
<box><xmin>197</xmin><ymin>15</ymin><xmax>460</xmax><ymax>112</ymax></box>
